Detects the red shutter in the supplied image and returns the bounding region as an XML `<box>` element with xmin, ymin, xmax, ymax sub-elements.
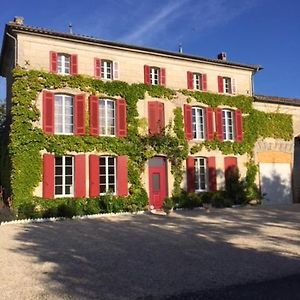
<box><xmin>74</xmin><ymin>94</ymin><xmax>85</xmax><ymax>135</ymax></box>
<box><xmin>49</xmin><ymin>51</ymin><xmax>57</xmax><ymax>73</ymax></box>
<box><xmin>202</xmin><ymin>73</ymin><xmax>207</xmax><ymax>91</ymax></box>
<box><xmin>43</xmin><ymin>154</ymin><xmax>54</xmax><ymax>199</ymax></box>
<box><xmin>215</xmin><ymin>108</ymin><xmax>223</xmax><ymax>141</ymax></box>
<box><xmin>160</xmin><ymin>68</ymin><xmax>166</xmax><ymax>86</ymax></box>
<box><xmin>187</xmin><ymin>71</ymin><xmax>193</xmax><ymax>89</ymax></box>
<box><xmin>70</xmin><ymin>54</ymin><xmax>78</xmax><ymax>75</ymax></box>
<box><xmin>94</xmin><ymin>58</ymin><xmax>101</xmax><ymax>79</ymax></box>
<box><xmin>205</xmin><ymin>107</ymin><xmax>214</xmax><ymax>140</ymax></box>
<box><xmin>218</xmin><ymin>76</ymin><xmax>224</xmax><ymax>93</ymax></box>
<box><xmin>43</xmin><ymin>91</ymin><xmax>55</xmax><ymax>134</ymax></box>
<box><xmin>75</xmin><ymin>155</ymin><xmax>86</xmax><ymax>198</ymax></box>
<box><xmin>186</xmin><ymin>156</ymin><xmax>195</xmax><ymax>193</ymax></box>
<box><xmin>116</xmin><ymin>98</ymin><xmax>127</xmax><ymax>137</ymax></box>
<box><xmin>144</xmin><ymin>65</ymin><xmax>150</xmax><ymax>85</ymax></box>
<box><xmin>157</xmin><ymin>102</ymin><xmax>165</xmax><ymax>133</ymax></box>
<box><xmin>184</xmin><ymin>104</ymin><xmax>193</xmax><ymax>140</ymax></box>
<box><xmin>234</xmin><ymin>109</ymin><xmax>243</xmax><ymax>142</ymax></box>
<box><xmin>89</xmin><ymin>95</ymin><xmax>99</xmax><ymax>136</ymax></box>
<box><xmin>224</xmin><ymin>156</ymin><xmax>238</xmax><ymax>182</ymax></box>
<box><xmin>117</xmin><ymin>156</ymin><xmax>128</xmax><ymax>196</ymax></box>
<box><xmin>148</xmin><ymin>101</ymin><xmax>157</xmax><ymax>135</ymax></box>
<box><xmin>89</xmin><ymin>155</ymin><xmax>99</xmax><ymax>197</ymax></box>
<box><xmin>207</xmin><ymin>157</ymin><xmax>217</xmax><ymax>192</ymax></box>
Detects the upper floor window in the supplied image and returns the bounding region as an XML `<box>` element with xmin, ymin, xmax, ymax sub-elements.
<box><xmin>94</xmin><ymin>58</ymin><xmax>119</xmax><ymax>80</ymax></box>
<box><xmin>99</xmin><ymin>99</ymin><xmax>116</xmax><ymax>136</ymax></box>
<box><xmin>50</xmin><ymin>51</ymin><xmax>78</xmax><ymax>75</ymax></box>
<box><xmin>187</xmin><ymin>71</ymin><xmax>207</xmax><ymax>91</ymax></box>
<box><xmin>99</xmin><ymin>156</ymin><xmax>116</xmax><ymax>194</ymax></box>
<box><xmin>55</xmin><ymin>94</ymin><xmax>74</xmax><ymax>134</ymax></box>
<box><xmin>101</xmin><ymin>60</ymin><xmax>112</xmax><ymax>80</ymax></box>
<box><xmin>192</xmin><ymin>107</ymin><xmax>205</xmax><ymax>140</ymax></box>
<box><xmin>218</xmin><ymin>76</ymin><xmax>236</xmax><ymax>94</ymax></box>
<box><xmin>148</xmin><ymin>101</ymin><xmax>165</xmax><ymax>135</ymax></box>
<box><xmin>194</xmin><ymin>157</ymin><xmax>207</xmax><ymax>192</ymax></box>
<box><xmin>222</xmin><ymin>109</ymin><xmax>234</xmax><ymax>141</ymax></box>
<box><xmin>144</xmin><ymin>65</ymin><xmax>166</xmax><ymax>86</ymax></box>
<box><xmin>55</xmin><ymin>156</ymin><xmax>74</xmax><ymax>197</ymax></box>
<box><xmin>193</xmin><ymin>73</ymin><xmax>202</xmax><ymax>90</ymax></box>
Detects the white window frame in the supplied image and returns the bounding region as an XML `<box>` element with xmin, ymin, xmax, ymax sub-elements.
<box><xmin>101</xmin><ymin>60</ymin><xmax>113</xmax><ymax>80</ymax></box>
<box><xmin>99</xmin><ymin>156</ymin><xmax>116</xmax><ymax>195</ymax></box>
<box><xmin>55</xmin><ymin>94</ymin><xmax>74</xmax><ymax>135</ymax></box>
<box><xmin>55</xmin><ymin>156</ymin><xmax>74</xmax><ymax>197</ymax></box>
<box><xmin>195</xmin><ymin>157</ymin><xmax>208</xmax><ymax>192</ymax></box>
<box><xmin>222</xmin><ymin>109</ymin><xmax>235</xmax><ymax>141</ymax></box>
<box><xmin>192</xmin><ymin>107</ymin><xmax>206</xmax><ymax>140</ymax></box>
<box><xmin>223</xmin><ymin>77</ymin><xmax>232</xmax><ymax>94</ymax></box>
<box><xmin>99</xmin><ymin>99</ymin><xmax>116</xmax><ymax>136</ymax></box>
<box><xmin>150</xmin><ymin>67</ymin><xmax>160</xmax><ymax>85</ymax></box>
<box><xmin>57</xmin><ymin>53</ymin><xmax>71</xmax><ymax>75</ymax></box>
<box><xmin>193</xmin><ymin>73</ymin><xmax>202</xmax><ymax>90</ymax></box>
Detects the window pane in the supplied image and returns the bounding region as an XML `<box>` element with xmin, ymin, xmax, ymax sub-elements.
<box><xmin>152</xmin><ymin>173</ymin><xmax>160</xmax><ymax>191</ymax></box>
<box><xmin>55</xmin><ymin>186</ymin><xmax>62</xmax><ymax>195</ymax></box>
<box><xmin>55</xmin><ymin>167</ymin><xmax>62</xmax><ymax>176</ymax></box>
<box><xmin>55</xmin><ymin>176</ymin><xmax>62</xmax><ymax>185</ymax></box>
<box><xmin>65</xmin><ymin>176</ymin><xmax>73</xmax><ymax>185</ymax></box>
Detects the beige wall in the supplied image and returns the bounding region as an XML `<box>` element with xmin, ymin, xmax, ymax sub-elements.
<box><xmin>17</xmin><ymin>33</ymin><xmax>253</xmax><ymax>96</ymax></box>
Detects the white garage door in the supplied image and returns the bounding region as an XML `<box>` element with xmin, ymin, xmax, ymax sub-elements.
<box><xmin>259</xmin><ymin>163</ymin><xmax>292</xmax><ymax>204</ymax></box>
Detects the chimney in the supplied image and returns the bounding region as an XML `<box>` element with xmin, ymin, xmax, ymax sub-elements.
<box><xmin>217</xmin><ymin>52</ymin><xmax>227</xmax><ymax>61</ymax></box>
<box><xmin>69</xmin><ymin>23</ymin><xmax>73</xmax><ymax>34</ymax></box>
<box><xmin>13</xmin><ymin>16</ymin><xmax>24</xmax><ymax>25</ymax></box>
<box><xmin>178</xmin><ymin>43</ymin><xmax>183</xmax><ymax>54</ymax></box>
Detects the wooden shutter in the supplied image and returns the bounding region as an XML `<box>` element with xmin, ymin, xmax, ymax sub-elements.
<box><xmin>202</xmin><ymin>73</ymin><xmax>207</xmax><ymax>91</ymax></box>
<box><xmin>89</xmin><ymin>155</ymin><xmax>99</xmax><ymax>197</ymax></box>
<box><xmin>43</xmin><ymin>91</ymin><xmax>55</xmax><ymax>134</ymax></box>
<box><xmin>75</xmin><ymin>155</ymin><xmax>86</xmax><ymax>198</ymax></box>
<box><xmin>224</xmin><ymin>156</ymin><xmax>238</xmax><ymax>183</ymax></box>
<box><xmin>231</xmin><ymin>78</ymin><xmax>237</xmax><ymax>94</ymax></box>
<box><xmin>94</xmin><ymin>58</ymin><xmax>101</xmax><ymax>79</ymax></box>
<box><xmin>160</xmin><ymin>68</ymin><xmax>166</xmax><ymax>86</ymax></box>
<box><xmin>218</xmin><ymin>76</ymin><xmax>224</xmax><ymax>93</ymax></box>
<box><xmin>215</xmin><ymin>108</ymin><xmax>223</xmax><ymax>141</ymax></box>
<box><xmin>70</xmin><ymin>54</ymin><xmax>78</xmax><ymax>75</ymax></box>
<box><xmin>184</xmin><ymin>104</ymin><xmax>193</xmax><ymax>140</ymax></box>
<box><xmin>116</xmin><ymin>98</ymin><xmax>127</xmax><ymax>137</ymax></box>
<box><xmin>43</xmin><ymin>153</ymin><xmax>54</xmax><ymax>199</ymax></box>
<box><xmin>186</xmin><ymin>156</ymin><xmax>195</xmax><ymax>193</ymax></box>
<box><xmin>74</xmin><ymin>94</ymin><xmax>85</xmax><ymax>135</ymax></box>
<box><xmin>113</xmin><ymin>61</ymin><xmax>119</xmax><ymax>80</ymax></box>
<box><xmin>117</xmin><ymin>156</ymin><xmax>128</xmax><ymax>196</ymax></box>
<box><xmin>207</xmin><ymin>157</ymin><xmax>217</xmax><ymax>191</ymax></box>
<box><xmin>157</xmin><ymin>102</ymin><xmax>165</xmax><ymax>133</ymax></box>
<box><xmin>144</xmin><ymin>65</ymin><xmax>150</xmax><ymax>85</ymax></box>
<box><xmin>234</xmin><ymin>109</ymin><xmax>243</xmax><ymax>142</ymax></box>
<box><xmin>89</xmin><ymin>95</ymin><xmax>99</xmax><ymax>136</ymax></box>
<box><xmin>148</xmin><ymin>101</ymin><xmax>157</xmax><ymax>135</ymax></box>
<box><xmin>49</xmin><ymin>51</ymin><xmax>57</xmax><ymax>73</ymax></box>
<box><xmin>187</xmin><ymin>71</ymin><xmax>193</xmax><ymax>89</ymax></box>
<box><xmin>205</xmin><ymin>107</ymin><xmax>214</xmax><ymax>141</ymax></box>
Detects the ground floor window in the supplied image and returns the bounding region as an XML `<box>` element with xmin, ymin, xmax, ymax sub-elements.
<box><xmin>195</xmin><ymin>157</ymin><xmax>207</xmax><ymax>191</ymax></box>
<box><xmin>55</xmin><ymin>156</ymin><xmax>74</xmax><ymax>197</ymax></box>
<box><xmin>99</xmin><ymin>156</ymin><xmax>116</xmax><ymax>194</ymax></box>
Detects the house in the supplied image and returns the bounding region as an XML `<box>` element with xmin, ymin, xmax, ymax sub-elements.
<box><xmin>0</xmin><ymin>17</ymin><xmax>299</xmax><ymax>213</ymax></box>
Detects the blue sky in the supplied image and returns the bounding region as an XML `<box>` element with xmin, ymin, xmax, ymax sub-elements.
<box><xmin>0</xmin><ymin>0</ymin><xmax>300</xmax><ymax>100</ymax></box>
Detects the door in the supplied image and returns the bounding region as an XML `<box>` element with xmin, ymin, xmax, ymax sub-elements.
<box><xmin>148</xmin><ymin>156</ymin><xmax>167</xmax><ymax>209</ymax></box>
<box><xmin>259</xmin><ymin>163</ymin><xmax>292</xmax><ymax>204</ymax></box>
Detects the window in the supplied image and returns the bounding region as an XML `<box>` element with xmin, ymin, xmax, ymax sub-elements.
<box><xmin>223</xmin><ymin>77</ymin><xmax>232</xmax><ymax>94</ymax></box>
<box><xmin>99</xmin><ymin>99</ymin><xmax>116</xmax><ymax>136</ymax></box>
<box><xmin>150</xmin><ymin>67</ymin><xmax>160</xmax><ymax>85</ymax></box>
<box><xmin>101</xmin><ymin>60</ymin><xmax>112</xmax><ymax>80</ymax></box>
<box><xmin>99</xmin><ymin>156</ymin><xmax>116</xmax><ymax>194</ymax></box>
<box><xmin>193</xmin><ymin>73</ymin><xmax>202</xmax><ymax>90</ymax></box>
<box><xmin>222</xmin><ymin>109</ymin><xmax>234</xmax><ymax>141</ymax></box>
<box><xmin>55</xmin><ymin>94</ymin><xmax>74</xmax><ymax>134</ymax></box>
<box><xmin>57</xmin><ymin>54</ymin><xmax>71</xmax><ymax>75</ymax></box>
<box><xmin>192</xmin><ymin>107</ymin><xmax>205</xmax><ymax>140</ymax></box>
<box><xmin>195</xmin><ymin>157</ymin><xmax>207</xmax><ymax>191</ymax></box>
<box><xmin>55</xmin><ymin>156</ymin><xmax>74</xmax><ymax>197</ymax></box>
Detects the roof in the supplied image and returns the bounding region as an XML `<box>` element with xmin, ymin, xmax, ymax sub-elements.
<box><xmin>254</xmin><ymin>95</ymin><xmax>300</xmax><ymax>107</ymax></box>
<box><xmin>1</xmin><ymin>21</ymin><xmax>262</xmax><ymax>72</ymax></box>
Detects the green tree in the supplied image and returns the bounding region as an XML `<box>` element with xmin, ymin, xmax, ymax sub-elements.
<box><xmin>0</xmin><ymin>100</ymin><xmax>5</xmax><ymax>126</ymax></box>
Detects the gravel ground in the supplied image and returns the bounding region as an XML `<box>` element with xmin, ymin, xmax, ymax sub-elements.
<box><xmin>0</xmin><ymin>204</ymin><xmax>300</xmax><ymax>300</ymax></box>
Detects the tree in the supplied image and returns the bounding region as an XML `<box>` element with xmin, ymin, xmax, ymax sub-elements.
<box><xmin>0</xmin><ymin>100</ymin><xmax>5</xmax><ymax>126</ymax></box>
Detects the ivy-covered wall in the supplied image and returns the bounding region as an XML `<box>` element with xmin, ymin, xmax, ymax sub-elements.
<box><xmin>0</xmin><ymin>68</ymin><xmax>293</xmax><ymax>213</ymax></box>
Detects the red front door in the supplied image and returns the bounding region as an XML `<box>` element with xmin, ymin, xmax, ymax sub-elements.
<box><xmin>148</xmin><ymin>156</ymin><xmax>167</xmax><ymax>209</ymax></box>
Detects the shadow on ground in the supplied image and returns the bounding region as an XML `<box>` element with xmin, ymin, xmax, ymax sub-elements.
<box><xmin>7</xmin><ymin>206</ymin><xmax>300</xmax><ymax>299</ymax></box>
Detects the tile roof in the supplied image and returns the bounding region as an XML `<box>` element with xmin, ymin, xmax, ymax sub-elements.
<box><xmin>254</xmin><ymin>95</ymin><xmax>300</xmax><ymax>106</ymax></box>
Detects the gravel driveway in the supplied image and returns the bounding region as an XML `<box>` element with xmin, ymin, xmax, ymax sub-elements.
<box><xmin>0</xmin><ymin>205</ymin><xmax>300</xmax><ymax>299</ymax></box>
